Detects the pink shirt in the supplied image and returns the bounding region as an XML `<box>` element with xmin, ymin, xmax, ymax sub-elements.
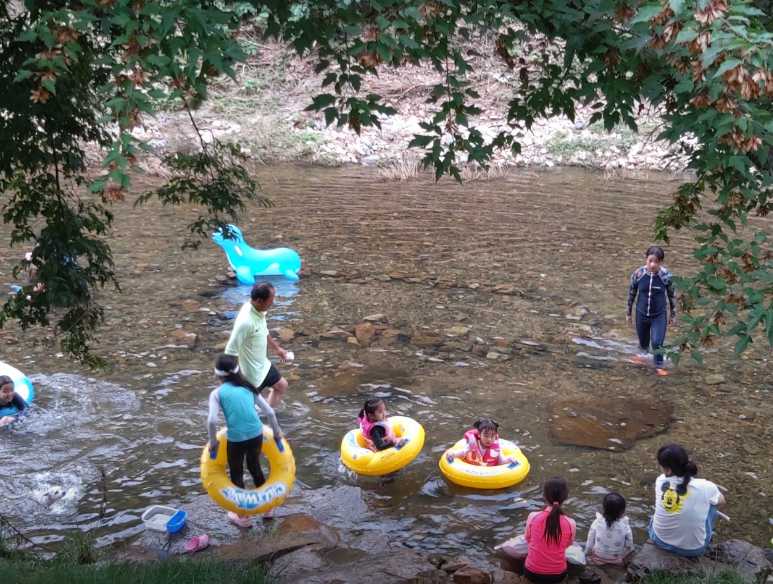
<box><xmin>524</xmin><ymin>508</ymin><xmax>576</xmax><ymax>575</ymax></box>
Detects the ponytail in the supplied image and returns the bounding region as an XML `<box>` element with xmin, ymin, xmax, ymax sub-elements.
<box><xmin>359</xmin><ymin>398</ymin><xmax>384</xmax><ymax>422</ymax></box>
<box><xmin>542</xmin><ymin>477</ymin><xmax>569</xmax><ymax>545</ymax></box>
<box><xmin>214</xmin><ymin>354</ymin><xmax>260</xmax><ymax>395</ymax></box>
<box><xmin>657</xmin><ymin>443</ymin><xmax>698</xmax><ymax>495</ymax></box>
<box><xmin>602</xmin><ymin>492</ymin><xmax>626</xmax><ymax>528</ymax></box>
<box><xmin>226</xmin><ymin>370</ymin><xmax>260</xmax><ymax>395</ymax></box>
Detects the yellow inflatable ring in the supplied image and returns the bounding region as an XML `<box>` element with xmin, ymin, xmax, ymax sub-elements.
<box><xmin>200</xmin><ymin>426</ymin><xmax>295</xmax><ymax>515</ymax></box>
<box><xmin>340</xmin><ymin>416</ymin><xmax>425</xmax><ymax>476</ymax></box>
<box><xmin>438</xmin><ymin>438</ymin><xmax>530</xmax><ymax>489</ymax></box>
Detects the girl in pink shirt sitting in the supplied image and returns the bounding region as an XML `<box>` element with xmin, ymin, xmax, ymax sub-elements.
<box><xmin>523</xmin><ymin>477</ymin><xmax>577</xmax><ymax>583</ymax></box>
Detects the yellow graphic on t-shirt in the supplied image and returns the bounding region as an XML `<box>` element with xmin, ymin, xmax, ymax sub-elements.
<box><xmin>660</xmin><ymin>483</ymin><xmax>689</xmax><ymax>513</ymax></box>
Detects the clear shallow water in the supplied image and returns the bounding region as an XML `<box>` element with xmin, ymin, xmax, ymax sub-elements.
<box><xmin>0</xmin><ymin>164</ymin><xmax>769</xmax><ymax>565</ymax></box>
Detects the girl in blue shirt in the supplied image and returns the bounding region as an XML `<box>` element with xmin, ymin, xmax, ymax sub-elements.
<box><xmin>207</xmin><ymin>354</ymin><xmax>282</xmax><ymax>527</ymax></box>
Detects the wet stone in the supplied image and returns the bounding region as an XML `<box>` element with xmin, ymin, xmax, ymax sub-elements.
<box><xmin>445</xmin><ymin>325</ymin><xmax>471</xmax><ymax>337</ymax></box>
<box><xmin>171</xmin><ymin>330</ymin><xmax>198</xmax><ymax>349</ymax></box>
<box><xmin>354</xmin><ymin>322</ymin><xmax>376</xmax><ymax>345</ymax></box>
<box><xmin>181</xmin><ymin>299</ymin><xmax>201</xmax><ymax>312</ymax></box>
<box><xmin>412</xmin><ymin>331</ymin><xmax>444</xmax><ymax>348</ymax></box>
<box><xmin>378</xmin><ymin>328</ymin><xmax>407</xmax><ymax>345</ymax></box>
<box><xmin>321</xmin><ymin>327</ymin><xmax>351</xmax><ymax>340</ymax></box>
<box><xmin>453</xmin><ymin>566</ymin><xmax>492</xmax><ymax>584</ymax></box>
<box><xmin>549</xmin><ymin>397</ymin><xmax>673</xmax><ymax>450</ymax></box>
<box><xmin>362</xmin><ymin>313</ymin><xmax>386</xmax><ymax>322</ymax></box>
<box><xmin>628</xmin><ymin>540</ymin><xmax>771</xmax><ymax>584</ymax></box>
<box><xmin>276</xmin><ymin>327</ymin><xmax>296</xmax><ymax>342</ymax></box>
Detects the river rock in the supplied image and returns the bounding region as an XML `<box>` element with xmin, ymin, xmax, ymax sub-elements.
<box><xmin>628</xmin><ymin>540</ymin><xmax>771</xmax><ymax>583</ymax></box>
<box><xmin>453</xmin><ymin>566</ymin><xmax>492</xmax><ymax>584</ymax></box>
<box><xmin>379</xmin><ymin>328</ymin><xmax>407</xmax><ymax>345</ymax></box>
<box><xmin>270</xmin><ymin>546</ymin><xmax>446</xmax><ymax>583</ymax></box>
<box><xmin>321</xmin><ymin>327</ymin><xmax>351</xmax><ymax>340</ymax></box>
<box><xmin>274</xmin><ymin>514</ymin><xmax>341</xmax><ymax>547</ymax></box>
<box><xmin>216</xmin><ymin>514</ymin><xmax>338</xmax><ymax>563</ymax></box>
<box><xmin>705</xmin><ymin>374</ymin><xmax>726</xmax><ymax>385</ymax></box>
<box><xmin>413</xmin><ymin>331</ymin><xmax>444</xmax><ymax>348</ymax></box>
<box><xmin>180</xmin><ymin>298</ymin><xmax>201</xmax><ymax>312</ymax></box>
<box><xmin>354</xmin><ymin>322</ymin><xmax>376</xmax><ymax>345</ymax></box>
<box><xmin>446</xmin><ymin>325</ymin><xmax>471</xmax><ymax>337</ymax></box>
<box><xmin>492</xmin><ymin>284</ymin><xmax>521</xmax><ymax>295</ymax></box>
<box><xmin>549</xmin><ymin>397</ymin><xmax>672</xmax><ymax>450</ymax></box>
<box><xmin>276</xmin><ymin>327</ymin><xmax>296</xmax><ymax>342</ymax></box>
<box><xmin>491</xmin><ymin>568</ymin><xmax>525</xmax><ymax>583</ymax></box>
<box><xmin>363</xmin><ymin>313</ymin><xmax>386</xmax><ymax>322</ymax></box>
<box><xmin>711</xmin><ymin>539</ymin><xmax>772</xmax><ymax>583</ymax></box>
<box><xmin>171</xmin><ymin>329</ymin><xmax>198</xmax><ymax>349</ymax></box>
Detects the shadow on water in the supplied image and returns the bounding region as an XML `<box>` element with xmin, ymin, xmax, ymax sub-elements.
<box><xmin>217</xmin><ymin>276</ymin><xmax>300</xmax><ymax>321</ymax></box>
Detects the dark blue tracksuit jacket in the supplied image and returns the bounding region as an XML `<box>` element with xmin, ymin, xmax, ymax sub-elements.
<box><xmin>627</xmin><ymin>266</ymin><xmax>676</xmax><ymax>365</ymax></box>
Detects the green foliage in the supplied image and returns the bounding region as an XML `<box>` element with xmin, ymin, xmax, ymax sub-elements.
<box><xmin>136</xmin><ymin>140</ymin><xmax>272</xmax><ymax>248</ymax></box>
<box><xmin>53</xmin><ymin>533</ymin><xmax>97</xmax><ymax>566</ymax></box>
<box><xmin>0</xmin><ymin>1</ymin><xmax>259</xmax><ymax>360</ymax></box>
<box><xmin>0</xmin><ymin>557</ymin><xmax>267</xmax><ymax>584</ymax></box>
<box><xmin>0</xmin><ymin>0</ymin><xmax>770</xmax><ymax>360</ymax></box>
<box><xmin>642</xmin><ymin>568</ymin><xmax>748</xmax><ymax>584</ymax></box>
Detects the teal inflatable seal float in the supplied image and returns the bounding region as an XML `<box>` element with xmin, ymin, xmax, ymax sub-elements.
<box><xmin>212</xmin><ymin>225</ymin><xmax>301</xmax><ymax>284</ymax></box>
<box><xmin>0</xmin><ymin>361</ymin><xmax>35</xmax><ymax>416</ymax></box>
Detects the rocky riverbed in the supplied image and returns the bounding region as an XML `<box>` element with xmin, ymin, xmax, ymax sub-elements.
<box><xmin>128</xmin><ymin>39</ymin><xmax>692</xmax><ymax>177</ymax></box>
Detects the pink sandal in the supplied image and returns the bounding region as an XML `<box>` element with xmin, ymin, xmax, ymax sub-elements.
<box><xmin>227</xmin><ymin>511</ymin><xmax>253</xmax><ymax>528</ymax></box>
<box><xmin>184</xmin><ymin>534</ymin><xmax>209</xmax><ymax>553</ymax></box>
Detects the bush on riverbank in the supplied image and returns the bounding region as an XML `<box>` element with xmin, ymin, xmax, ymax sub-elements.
<box><xmin>0</xmin><ymin>558</ymin><xmax>267</xmax><ymax>584</ymax></box>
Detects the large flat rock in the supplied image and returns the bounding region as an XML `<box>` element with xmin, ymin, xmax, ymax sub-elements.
<box><xmin>628</xmin><ymin>540</ymin><xmax>771</xmax><ymax>584</ymax></box>
<box><xmin>549</xmin><ymin>397</ymin><xmax>672</xmax><ymax>450</ymax></box>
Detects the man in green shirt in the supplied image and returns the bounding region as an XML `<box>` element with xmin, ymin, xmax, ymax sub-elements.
<box><xmin>225</xmin><ymin>282</ymin><xmax>290</xmax><ymax>406</ymax></box>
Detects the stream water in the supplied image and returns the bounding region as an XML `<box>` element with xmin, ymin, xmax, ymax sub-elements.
<box><xmin>0</xmin><ymin>164</ymin><xmax>770</xmax><ymax>566</ymax></box>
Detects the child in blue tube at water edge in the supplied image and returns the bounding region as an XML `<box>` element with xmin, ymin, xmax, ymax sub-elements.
<box><xmin>626</xmin><ymin>245</ymin><xmax>677</xmax><ymax>376</ymax></box>
<box><xmin>0</xmin><ymin>375</ymin><xmax>27</xmax><ymax>427</ymax></box>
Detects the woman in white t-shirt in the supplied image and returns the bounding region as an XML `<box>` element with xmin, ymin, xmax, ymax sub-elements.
<box><xmin>649</xmin><ymin>443</ymin><xmax>726</xmax><ymax>557</ymax></box>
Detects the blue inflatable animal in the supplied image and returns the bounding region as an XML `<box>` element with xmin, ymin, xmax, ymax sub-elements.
<box><xmin>212</xmin><ymin>225</ymin><xmax>301</xmax><ymax>284</ymax></box>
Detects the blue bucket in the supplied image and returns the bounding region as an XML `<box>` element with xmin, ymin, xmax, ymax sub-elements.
<box><xmin>166</xmin><ymin>510</ymin><xmax>187</xmax><ymax>534</ymax></box>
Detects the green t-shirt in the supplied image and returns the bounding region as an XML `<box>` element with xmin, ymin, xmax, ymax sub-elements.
<box><xmin>224</xmin><ymin>302</ymin><xmax>270</xmax><ymax>387</ymax></box>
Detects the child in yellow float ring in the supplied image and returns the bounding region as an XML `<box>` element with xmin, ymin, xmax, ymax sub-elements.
<box><xmin>445</xmin><ymin>418</ymin><xmax>518</xmax><ymax>466</ymax></box>
<box><xmin>207</xmin><ymin>354</ymin><xmax>283</xmax><ymax>528</ymax></box>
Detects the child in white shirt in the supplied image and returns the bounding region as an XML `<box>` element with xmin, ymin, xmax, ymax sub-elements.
<box><xmin>585</xmin><ymin>492</ymin><xmax>634</xmax><ymax>565</ymax></box>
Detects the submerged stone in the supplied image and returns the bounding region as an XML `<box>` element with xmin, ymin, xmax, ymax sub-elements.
<box><xmin>548</xmin><ymin>397</ymin><xmax>672</xmax><ymax>450</ymax></box>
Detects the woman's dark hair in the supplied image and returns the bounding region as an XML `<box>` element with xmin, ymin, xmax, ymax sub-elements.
<box><xmin>251</xmin><ymin>282</ymin><xmax>275</xmax><ymax>301</ymax></box>
<box><xmin>215</xmin><ymin>354</ymin><xmax>259</xmax><ymax>394</ymax></box>
<box><xmin>657</xmin><ymin>443</ymin><xmax>698</xmax><ymax>495</ymax></box>
<box><xmin>0</xmin><ymin>375</ymin><xmax>14</xmax><ymax>390</ymax></box>
<box><xmin>543</xmin><ymin>477</ymin><xmax>569</xmax><ymax>545</ymax></box>
<box><xmin>473</xmin><ymin>418</ymin><xmax>499</xmax><ymax>433</ymax></box>
<box><xmin>645</xmin><ymin>245</ymin><xmax>665</xmax><ymax>261</ymax></box>
<box><xmin>602</xmin><ymin>492</ymin><xmax>626</xmax><ymax>528</ymax></box>
<box><xmin>358</xmin><ymin>398</ymin><xmax>384</xmax><ymax>421</ymax></box>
